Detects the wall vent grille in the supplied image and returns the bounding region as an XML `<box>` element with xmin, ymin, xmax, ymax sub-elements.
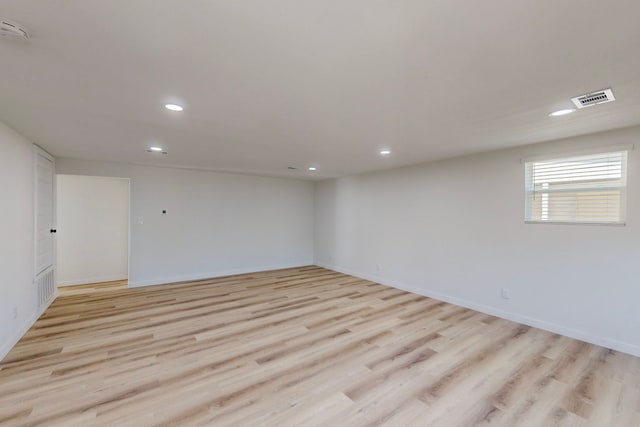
<box><xmin>36</xmin><ymin>269</ymin><xmax>55</xmax><ymax>308</ymax></box>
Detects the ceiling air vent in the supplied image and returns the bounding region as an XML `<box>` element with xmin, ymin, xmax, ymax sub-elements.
<box><xmin>571</xmin><ymin>88</ymin><xmax>615</xmax><ymax>109</ymax></box>
<box><xmin>0</xmin><ymin>18</ymin><xmax>29</xmax><ymax>40</ymax></box>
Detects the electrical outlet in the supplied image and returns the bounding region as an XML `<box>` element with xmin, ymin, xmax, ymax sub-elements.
<box><xmin>12</xmin><ymin>307</ymin><xmax>18</xmax><ymax>319</ymax></box>
<box><xmin>501</xmin><ymin>288</ymin><xmax>511</xmax><ymax>300</ymax></box>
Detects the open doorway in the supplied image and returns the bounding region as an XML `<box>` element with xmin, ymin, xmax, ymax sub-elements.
<box><xmin>56</xmin><ymin>175</ymin><xmax>129</xmax><ymax>287</ymax></box>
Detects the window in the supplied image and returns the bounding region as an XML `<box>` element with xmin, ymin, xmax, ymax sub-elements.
<box><xmin>525</xmin><ymin>149</ymin><xmax>628</xmax><ymax>225</ymax></box>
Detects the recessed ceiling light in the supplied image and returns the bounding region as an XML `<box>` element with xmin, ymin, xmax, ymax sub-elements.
<box><xmin>379</xmin><ymin>149</ymin><xmax>391</xmax><ymax>156</ymax></box>
<box><xmin>549</xmin><ymin>108</ymin><xmax>576</xmax><ymax>117</ymax></box>
<box><xmin>308</xmin><ymin>167</ymin><xmax>317</xmax><ymax>171</ymax></box>
<box><xmin>165</xmin><ymin>103</ymin><xmax>184</xmax><ymax>112</ymax></box>
<box><xmin>147</xmin><ymin>146</ymin><xmax>167</xmax><ymax>154</ymax></box>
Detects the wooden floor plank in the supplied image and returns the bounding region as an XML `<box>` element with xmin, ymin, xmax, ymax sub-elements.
<box><xmin>1</xmin><ymin>266</ymin><xmax>638</xmax><ymax>426</ymax></box>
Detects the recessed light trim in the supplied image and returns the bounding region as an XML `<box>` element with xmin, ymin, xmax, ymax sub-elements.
<box><xmin>149</xmin><ymin>146</ymin><xmax>163</xmax><ymax>152</ymax></box>
<box><xmin>165</xmin><ymin>103</ymin><xmax>184</xmax><ymax>112</ymax></box>
<box><xmin>1</xmin><ymin>18</ymin><xmax>29</xmax><ymax>40</ymax></box>
<box><xmin>308</xmin><ymin>167</ymin><xmax>317</xmax><ymax>171</ymax></box>
<box><xmin>549</xmin><ymin>108</ymin><xmax>576</xmax><ymax>117</ymax></box>
<box><xmin>379</xmin><ymin>149</ymin><xmax>391</xmax><ymax>156</ymax></box>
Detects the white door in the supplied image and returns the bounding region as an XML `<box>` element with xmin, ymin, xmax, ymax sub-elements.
<box><xmin>34</xmin><ymin>146</ymin><xmax>56</xmax><ymax>306</ymax></box>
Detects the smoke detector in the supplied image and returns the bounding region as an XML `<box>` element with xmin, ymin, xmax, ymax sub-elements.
<box><xmin>0</xmin><ymin>18</ymin><xmax>29</xmax><ymax>40</ymax></box>
<box><xmin>571</xmin><ymin>88</ymin><xmax>615</xmax><ymax>109</ymax></box>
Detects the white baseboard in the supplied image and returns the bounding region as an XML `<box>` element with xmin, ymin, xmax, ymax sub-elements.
<box><xmin>57</xmin><ymin>274</ymin><xmax>128</xmax><ymax>287</ymax></box>
<box><xmin>315</xmin><ymin>262</ymin><xmax>640</xmax><ymax>358</ymax></box>
<box><xmin>128</xmin><ymin>261</ymin><xmax>314</xmax><ymax>288</ymax></box>
<box><xmin>0</xmin><ymin>290</ymin><xmax>58</xmax><ymax>362</ymax></box>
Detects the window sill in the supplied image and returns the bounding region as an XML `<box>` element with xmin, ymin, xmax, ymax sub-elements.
<box><xmin>525</xmin><ymin>220</ymin><xmax>626</xmax><ymax>227</ymax></box>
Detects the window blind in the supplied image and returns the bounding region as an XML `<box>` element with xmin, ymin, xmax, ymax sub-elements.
<box><xmin>525</xmin><ymin>150</ymin><xmax>627</xmax><ymax>224</ymax></box>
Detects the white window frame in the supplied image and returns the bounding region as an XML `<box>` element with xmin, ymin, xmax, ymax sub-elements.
<box><xmin>523</xmin><ymin>145</ymin><xmax>632</xmax><ymax>226</ymax></box>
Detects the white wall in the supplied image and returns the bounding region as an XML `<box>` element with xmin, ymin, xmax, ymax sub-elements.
<box><xmin>315</xmin><ymin>126</ymin><xmax>640</xmax><ymax>356</ymax></box>
<box><xmin>56</xmin><ymin>175</ymin><xmax>129</xmax><ymax>286</ymax></box>
<box><xmin>56</xmin><ymin>159</ymin><xmax>315</xmax><ymax>286</ymax></box>
<box><xmin>0</xmin><ymin>121</ymin><xmax>38</xmax><ymax>360</ymax></box>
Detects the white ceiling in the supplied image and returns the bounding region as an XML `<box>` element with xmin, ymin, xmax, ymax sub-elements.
<box><xmin>1</xmin><ymin>1</ymin><xmax>640</xmax><ymax>180</ymax></box>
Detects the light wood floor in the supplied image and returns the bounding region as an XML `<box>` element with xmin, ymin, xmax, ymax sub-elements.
<box><xmin>1</xmin><ymin>267</ymin><xmax>639</xmax><ymax>426</ymax></box>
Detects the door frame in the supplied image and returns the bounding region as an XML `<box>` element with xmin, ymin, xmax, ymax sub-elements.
<box><xmin>55</xmin><ymin>174</ymin><xmax>131</xmax><ymax>287</ymax></box>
